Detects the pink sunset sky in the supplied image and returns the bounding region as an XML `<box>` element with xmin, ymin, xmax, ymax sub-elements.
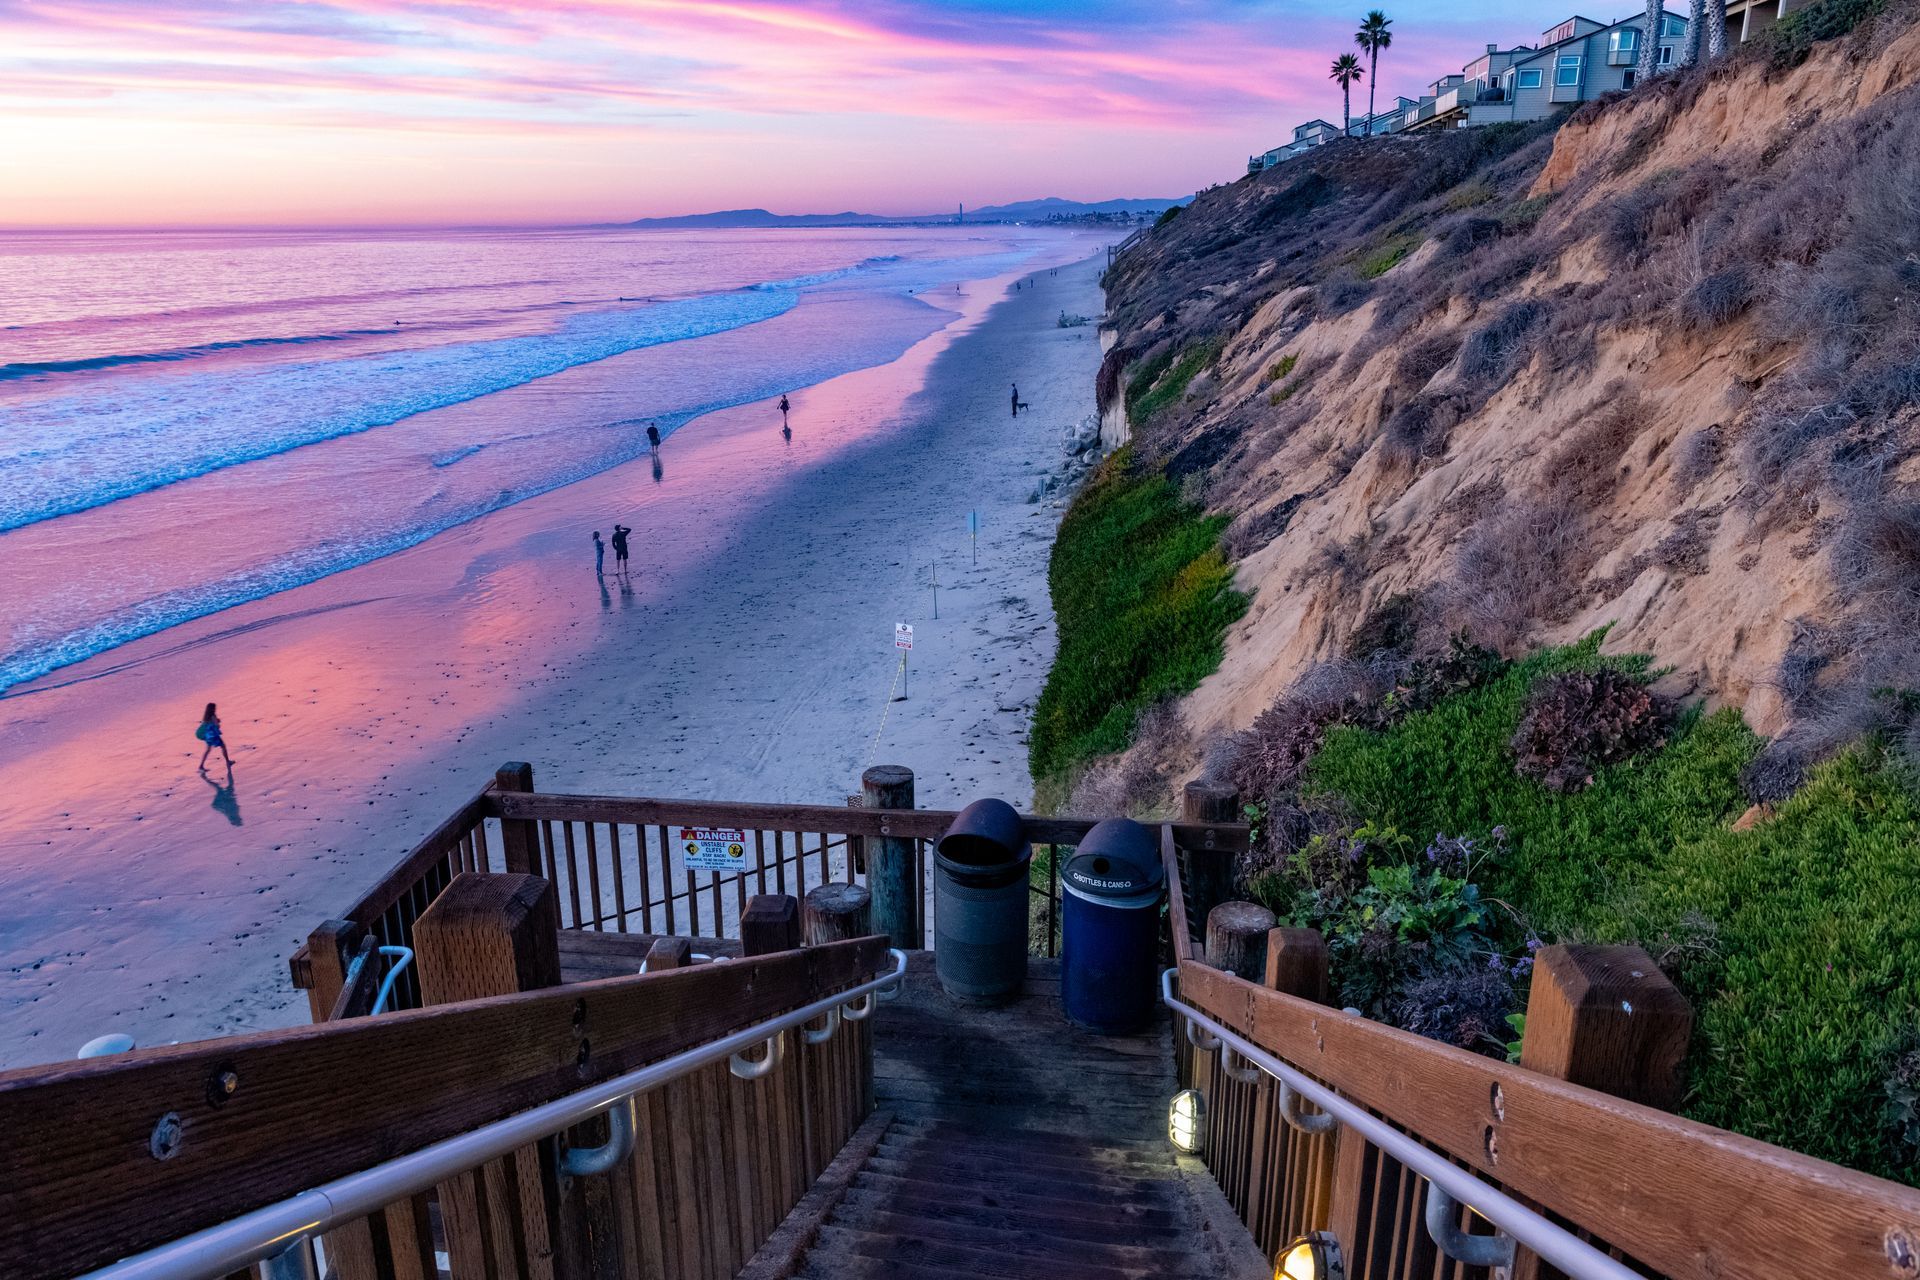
<box><xmin>3</xmin><ymin>0</ymin><xmax>1569</xmax><ymax>228</ymax></box>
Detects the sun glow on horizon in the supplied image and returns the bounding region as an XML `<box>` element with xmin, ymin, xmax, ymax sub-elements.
<box><xmin>0</xmin><ymin>0</ymin><xmax>1553</xmax><ymax>228</ymax></box>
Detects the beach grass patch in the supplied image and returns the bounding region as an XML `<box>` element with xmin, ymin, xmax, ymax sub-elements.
<box><xmin>1030</xmin><ymin>447</ymin><xmax>1247</xmax><ymax>784</ymax></box>
<box><xmin>1354</xmin><ymin>234</ymin><xmax>1425</xmax><ymax>280</ymax></box>
<box><xmin>1300</xmin><ymin>631</ymin><xmax>1920</xmax><ymax>1178</ymax></box>
<box><xmin>1129</xmin><ymin>339</ymin><xmax>1220</xmax><ymax>424</ymax></box>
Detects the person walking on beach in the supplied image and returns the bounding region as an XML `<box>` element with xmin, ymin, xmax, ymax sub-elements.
<box><xmin>611</xmin><ymin>524</ymin><xmax>632</xmax><ymax>575</ymax></box>
<box><xmin>1011</xmin><ymin>383</ymin><xmax>1021</xmax><ymax>418</ymax></box>
<box><xmin>592</xmin><ymin>530</ymin><xmax>605</xmax><ymax>576</ymax></box>
<box><xmin>195</xmin><ymin>702</ymin><xmax>232</xmax><ymax>770</ymax></box>
<box><xmin>778</xmin><ymin>394</ymin><xmax>790</xmax><ymax>431</ymax></box>
<box><xmin>646</xmin><ymin>423</ymin><xmax>661</xmax><ymax>451</ymax></box>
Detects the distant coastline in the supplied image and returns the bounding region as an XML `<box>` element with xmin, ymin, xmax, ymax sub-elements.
<box><xmin>619</xmin><ymin>196</ymin><xmax>1190</xmax><ymax>230</ymax></box>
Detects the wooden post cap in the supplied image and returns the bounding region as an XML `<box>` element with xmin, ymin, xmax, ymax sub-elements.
<box><xmin>1520</xmin><ymin>944</ymin><xmax>1693</xmax><ymax>1110</ymax></box>
<box><xmin>1264</xmin><ymin>926</ymin><xmax>1330</xmax><ymax>1003</ymax></box>
<box><xmin>861</xmin><ymin>765</ymin><xmax>915</xmax><ymax>802</ymax></box>
<box><xmin>414</xmin><ymin>872</ymin><xmax>560</xmax><ymax>1005</ymax></box>
<box><xmin>1182</xmin><ymin>781</ymin><xmax>1241</xmax><ymax>823</ymax></box>
<box><xmin>803</xmin><ymin>884</ymin><xmax>872</xmax><ymax>945</ymax></box>
<box><xmin>742</xmin><ymin>894</ymin><xmax>802</xmax><ymax>957</ymax></box>
<box><xmin>644</xmin><ymin>936</ymin><xmax>691</xmax><ymax>971</ymax></box>
<box><xmin>1205</xmin><ymin>901</ymin><xmax>1278</xmax><ymax>981</ymax></box>
<box><xmin>494</xmin><ymin>761</ymin><xmax>534</xmax><ymax>791</ymax></box>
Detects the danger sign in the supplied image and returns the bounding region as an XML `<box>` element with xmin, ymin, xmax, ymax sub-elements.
<box><xmin>895</xmin><ymin>623</ymin><xmax>914</xmax><ymax>650</ymax></box>
<box><xmin>680</xmin><ymin>826</ymin><xmax>747</xmax><ymax>872</ymax></box>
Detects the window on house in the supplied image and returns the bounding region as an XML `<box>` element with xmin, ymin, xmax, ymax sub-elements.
<box><xmin>1664</xmin><ymin>15</ymin><xmax>1687</xmax><ymax>34</ymax></box>
<box><xmin>1610</xmin><ymin>28</ymin><xmax>1639</xmax><ymax>52</ymax></box>
<box><xmin>1622</xmin><ymin>69</ymin><xmax>1636</xmax><ymax>89</ymax></box>
<box><xmin>1555</xmin><ymin>55</ymin><xmax>1582</xmax><ymax>86</ymax></box>
<box><xmin>1518</xmin><ymin>68</ymin><xmax>1544</xmax><ymax>88</ymax></box>
<box><xmin>1659</xmin><ymin>44</ymin><xmax>1675</xmax><ymax>64</ymax></box>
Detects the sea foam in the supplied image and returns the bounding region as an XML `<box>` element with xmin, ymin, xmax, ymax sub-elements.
<box><xmin>0</xmin><ymin>289</ymin><xmax>795</xmax><ymax>533</ymax></box>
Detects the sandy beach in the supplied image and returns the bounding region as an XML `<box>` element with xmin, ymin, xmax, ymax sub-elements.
<box><xmin>0</xmin><ymin>252</ymin><xmax>1110</xmax><ymax>1067</ymax></box>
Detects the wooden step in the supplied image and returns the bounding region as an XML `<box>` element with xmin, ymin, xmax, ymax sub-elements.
<box><xmin>804</xmin><ymin>1219</ymin><xmax>1226</xmax><ymax>1277</ymax></box>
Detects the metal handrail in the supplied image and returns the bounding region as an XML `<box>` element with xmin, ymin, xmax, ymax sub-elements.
<box><xmin>81</xmin><ymin>948</ymin><xmax>910</xmax><ymax>1280</ymax></box>
<box><xmin>1161</xmin><ymin>969</ymin><xmax>1641</xmax><ymax>1280</ymax></box>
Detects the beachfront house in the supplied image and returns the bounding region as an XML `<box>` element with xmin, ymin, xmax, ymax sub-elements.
<box><xmin>1352</xmin><ymin>96</ymin><xmax>1419</xmax><ymax>136</ymax></box>
<box><xmin>1402</xmin><ymin>10</ymin><xmax>1688</xmax><ymax>132</ymax></box>
<box><xmin>1246</xmin><ymin>118</ymin><xmax>1344</xmax><ymax>173</ymax></box>
<box><xmin>1723</xmin><ymin>0</ymin><xmax>1809</xmax><ymax>43</ymax></box>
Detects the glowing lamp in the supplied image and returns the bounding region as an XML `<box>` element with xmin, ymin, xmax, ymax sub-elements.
<box><xmin>1168</xmin><ymin>1088</ymin><xmax>1207</xmax><ymax>1155</ymax></box>
<box><xmin>1275</xmin><ymin>1233</ymin><xmax>1345</xmax><ymax>1280</ymax></box>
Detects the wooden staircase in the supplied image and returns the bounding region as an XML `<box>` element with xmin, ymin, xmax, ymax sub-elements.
<box><xmin>744</xmin><ymin>954</ymin><xmax>1268</xmax><ymax>1280</ymax></box>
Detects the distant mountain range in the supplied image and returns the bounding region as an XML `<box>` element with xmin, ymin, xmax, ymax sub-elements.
<box><xmin>624</xmin><ymin>197</ymin><xmax>1188</xmax><ymax>229</ymax></box>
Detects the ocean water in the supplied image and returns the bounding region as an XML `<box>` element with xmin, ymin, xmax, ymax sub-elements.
<box><xmin>0</xmin><ymin>225</ymin><xmax>1098</xmax><ymax>692</ymax></box>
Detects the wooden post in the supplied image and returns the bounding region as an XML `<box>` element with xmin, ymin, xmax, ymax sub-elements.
<box><xmin>742</xmin><ymin>895</ymin><xmax>801</xmax><ymax>957</ymax></box>
<box><xmin>1181</xmin><ymin>782</ymin><xmax>1241</xmax><ymax>935</ymax></box>
<box><xmin>414</xmin><ymin>873</ymin><xmax>611</xmax><ymax>1279</ymax></box>
<box><xmin>1508</xmin><ymin>944</ymin><xmax>1693</xmax><ymax>1280</ymax></box>
<box><xmin>1519</xmin><ymin>944</ymin><xmax>1692</xmax><ymax>1109</ymax></box>
<box><xmin>415</xmin><ymin>873</ymin><xmax>561</xmax><ymax>1003</ymax></box>
<box><xmin>302</xmin><ymin>919</ymin><xmax>365</xmax><ymax>1024</ymax></box>
<box><xmin>1205</xmin><ymin>901</ymin><xmax>1276</xmax><ymax>981</ymax></box>
<box><xmin>495</xmin><ymin>761</ymin><xmax>538</xmax><ymax>876</ymax></box>
<box><xmin>644</xmin><ymin>936</ymin><xmax>691</xmax><ymax>972</ymax></box>
<box><xmin>803</xmin><ymin>884</ymin><xmax>872</xmax><ymax>945</ymax></box>
<box><xmin>1264</xmin><ymin>927</ymin><xmax>1330</xmax><ymax>1005</ymax></box>
<box><xmin>1246</xmin><ymin>926</ymin><xmax>1333</xmax><ymax>1248</ymax></box>
<box><xmin>861</xmin><ymin>765</ymin><xmax>920</xmax><ymax>948</ymax></box>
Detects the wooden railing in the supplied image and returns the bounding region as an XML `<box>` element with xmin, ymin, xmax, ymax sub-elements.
<box><xmin>0</xmin><ymin>916</ymin><xmax>890</xmax><ymax>1280</ymax></box>
<box><xmin>292</xmin><ymin>763</ymin><xmax>1251</xmax><ymax>1014</ymax></box>
<box><xmin>1158</xmin><ymin>816</ymin><xmax>1920</xmax><ymax>1280</ymax></box>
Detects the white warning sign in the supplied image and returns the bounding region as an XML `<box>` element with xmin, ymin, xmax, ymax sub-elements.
<box><xmin>681</xmin><ymin>826</ymin><xmax>747</xmax><ymax>872</ymax></box>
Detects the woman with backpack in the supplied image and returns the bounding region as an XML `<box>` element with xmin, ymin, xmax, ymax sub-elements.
<box><xmin>196</xmin><ymin>702</ymin><xmax>232</xmax><ymax>770</ymax></box>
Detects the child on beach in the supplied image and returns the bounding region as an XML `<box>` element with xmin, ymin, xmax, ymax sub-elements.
<box><xmin>611</xmin><ymin>524</ymin><xmax>632</xmax><ymax>574</ymax></box>
<box><xmin>592</xmin><ymin>530</ymin><xmax>605</xmax><ymax>575</ymax></box>
<box><xmin>778</xmin><ymin>394</ymin><xmax>790</xmax><ymax>430</ymax></box>
<box><xmin>195</xmin><ymin>702</ymin><xmax>232</xmax><ymax>770</ymax></box>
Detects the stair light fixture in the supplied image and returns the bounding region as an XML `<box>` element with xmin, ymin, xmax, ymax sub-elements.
<box><xmin>1168</xmin><ymin>1087</ymin><xmax>1207</xmax><ymax>1154</ymax></box>
<box><xmin>1275</xmin><ymin>1233</ymin><xmax>1345</xmax><ymax>1280</ymax></box>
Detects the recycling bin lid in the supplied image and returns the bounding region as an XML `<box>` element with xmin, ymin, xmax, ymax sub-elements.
<box><xmin>1062</xmin><ymin>817</ymin><xmax>1165</xmax><ymax>900</ymax></box>
<box><xmin>937</xmin><ymin>797</ymin><xmax>1031</xmax><ymax>869</ymax></box>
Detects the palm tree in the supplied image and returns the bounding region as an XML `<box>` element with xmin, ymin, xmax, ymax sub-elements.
<box><xmin>1679</xmin><ymin>0</ymin><xmax>1705</xmax><ymax>65</ymax></box>
<box><xmin>1355</xmin><ymin>11</ymin><xmax>1393</xmax><ymax>134</ymax></box>
<box><xmin>1637</xmin><ymin>0</ymin><xmax>1663</xmax><ymax>81</ymax></box>
<box><xmin>1331</xmin><ymin>53</ymin><xmax>1365</xmax><ymax>138</ymax></box>
<box><xmin>1707</xmin><ymin>0</ymin><xmax>1728</xmax><ymax>57</ymax></box>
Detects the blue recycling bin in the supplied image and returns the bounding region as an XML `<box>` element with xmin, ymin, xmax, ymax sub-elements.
<box><xmin>1061</xmin><ymin>817</ymin><xmax>1166</xmax><ymax>1034</ymax></box>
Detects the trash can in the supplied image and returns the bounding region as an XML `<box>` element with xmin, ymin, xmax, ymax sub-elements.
<box><xmin>1061</xmin><ymin>817</ymin><xmax>1166</xmax><ymax>1034</ymax></box>
<box><xmin>933</xmin><ymin>798</ymin><xmax>1032</xmax><ymax>1004</ymax></box>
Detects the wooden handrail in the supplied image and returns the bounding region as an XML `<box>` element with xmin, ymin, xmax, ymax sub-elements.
<box><xmin>490</xmin><ymin>788</ymin><xmax>1249</xmax><ymax>851</ymax></box>
<box><xmin>344</xmin><ymin>785</ymin><xmax>493</xmax><ymax>926</ymax></box>
<box><xmin>1176</xmin><ymin>959</ymin><xmax>1920</xmax><ymax>1280</ymax></box>
<box><xmin>1161</xmin><ymin>824</ymin><xmax>1197</xmax><ymax>963</ymax></box>
<box><xmin>0</xmin><ymin>936</ymin><xmax>888</xmax><ymax>1279</ymax></box>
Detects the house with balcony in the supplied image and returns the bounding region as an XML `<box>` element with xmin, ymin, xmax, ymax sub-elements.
<box><xmin>1403</xmin><ymin>10</ymin><xmax>1687</xmax><ymax>132</ymax></box>
<box><xmin>1352</xmin><ymin>96</ymin><xmax>1420</xmax><ymax>136</ymax></box>
<box><xmin>1723</xmin><ymin>0</ymin><xmax>1809</xmax><ymax>44</ymax></box>
<box><xmin>1246</xmin><ymin>118</ymin><xmax>1345</xmax><ymax>173</ymax></box>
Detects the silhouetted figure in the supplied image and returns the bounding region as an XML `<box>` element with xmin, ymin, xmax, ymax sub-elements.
<box><xmin>202</xmin><ymin>763</ymin><xmax>241</xmax><ymax>826</ymax></box>
<box><xmin>592</xmin><ymin>530</ymin><xmax>605</xmax><ymax>576</ymax></box>
<box><xmin>1011</xmin><ymin>383</ymin><xmax>1021</xmax><ymax>418</ymax></box>
<box><xmin>611</xmin><ymin>524</ymin><xmax>632</xmax><ymax>575</ymax></box>
<box><xmin>778</xmin><ymin>394</ymin><xmax>790</xmax><ymax>431</ymax></box>
<box><xmin>195</xmin><ymin>702</ymin><xmax>232</xmax><ymax>770</ymax></box>
<box><xmin>646</xmin><ymin>423</ymin><xmax>661</xmax><ymax>451</ymax></box>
